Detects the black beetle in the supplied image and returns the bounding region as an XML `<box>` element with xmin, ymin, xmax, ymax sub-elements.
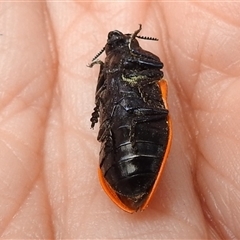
<box><xmin>89</xmin><ymin>24</ymin><xmax>172</xmax><ymax>213</ymax></box>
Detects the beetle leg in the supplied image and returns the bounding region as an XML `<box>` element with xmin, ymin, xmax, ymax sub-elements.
<box><xmin>90</xmin><ymin>105</ymin><xmax>100</xmax><ymax>129</ymax></box>
<box><xmin>87</xmin><ymin>59</ymin><xmax>104</xmax><ymax>68</ymax></box>
<box><xmin>91</xmin><ymin>87</ymin><xmax>103</xmax><ymax>129</ymax></box>
<box><xmin>90</xmin><ymin>62</ymin><xmax>106</xmax><ymax>129</ymax></box>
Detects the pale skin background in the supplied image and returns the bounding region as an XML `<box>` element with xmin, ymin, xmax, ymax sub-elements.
<box><xmin>0</xmin><ymin>1</ymin><xmax>240</xmax><ymax>239</ymax></box>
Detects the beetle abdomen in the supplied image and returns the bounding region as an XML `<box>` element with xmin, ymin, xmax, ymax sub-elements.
<box><xmin>100</xmin><ymin>113</ymin><xmax>169</xmax><ymax>210</ymax></box>
<box><xmin>102</xmin><ymin>154</ymin><xmax>161</xmax><ymax>210</ymax></box>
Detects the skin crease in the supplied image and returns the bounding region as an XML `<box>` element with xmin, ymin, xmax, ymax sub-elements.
<box><xmin>0</xmin><ymin>1</ymin><xmax>240</xmax><ymax>239</ymax></box>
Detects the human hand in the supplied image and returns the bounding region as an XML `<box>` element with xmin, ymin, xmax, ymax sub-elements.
<box><xmin>0</xmin><ymin>2</ymin><xmax>239</xmax><ymax>239</ymax></box>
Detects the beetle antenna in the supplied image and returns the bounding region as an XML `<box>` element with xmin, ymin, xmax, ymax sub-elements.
<box><xmin>129</xmin><ymin>24</ymin><xmax>142</xmax><ymax>51</ymax></box>
<box><xmin>131</xmin><ymin>24</ymin><xmax>142</xmax><ymax>40</ymax></box>
<box><xmin>136</xmin><ymin>36</ymin><xmax>158</xmax><ymax>41</ymax></box>
<box><xmin>91</xmin><ymin>46</ymin><xmax>105</xmax><ymax>62</ymax></box>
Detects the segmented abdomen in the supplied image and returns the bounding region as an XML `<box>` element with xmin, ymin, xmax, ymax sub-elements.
<box><xmin>99</xmin><ymin>99</ymin><xmax>169</xmax><ymax>210</ymax></box>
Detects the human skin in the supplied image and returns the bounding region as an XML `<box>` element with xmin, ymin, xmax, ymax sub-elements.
<box><xmin>0</xmin><ymin>1</ymin><xmax>240</xmax><ymax>239</ymax></box>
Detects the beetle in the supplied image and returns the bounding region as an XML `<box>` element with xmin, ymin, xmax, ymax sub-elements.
<box><xmin>89</xmin><ymin>24</ymin><xmax>172</xmax><ymax>213</ymax></box>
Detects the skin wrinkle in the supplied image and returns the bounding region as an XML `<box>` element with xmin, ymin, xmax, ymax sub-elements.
<box><xmin>40</xmin><ymin>181</ymin><xmax>55</xmax><ymax>239</ymax></box>
<box><xmin>0</xmin><ymin>136</ymin><xmax>38</xmax><ymax>182</ymax></box>
<box><xmin>206</xmin><ymin>130</ymin><xmax>238</xmax><ymax>182</ymax></box>
<box><xmin>195</xmin><ymin>128</ymin><xmax>235</xmax><ymax>237</ymax></box>
<box><xmin>157</xmin><ymin>10</ymin><xmax>200</xmax><ymax>173</ymax></box>
<box><xmin>55</xmin><ymin>63</ymin><xmax>75</xmax><ymax>238</ymax></box>
<box><xmin>0</xmin><ymin>64</ymin><xmax>47</xmax><ymax>237</ymax></box>
<box><xmin>194</xmin><ymin>78</ymin><xmax>231</xmax><ymax>112</ymax></box>
<box><xmin>215</xmin><ymin>212</ymin><xmax>236</xmax><ymax>239</ymax></box>
<box><xmin>221</xmin><ymin>78</ymin><xmax>240</xmax><ymax>111</ymax></box>
<box><xmin>169</xmin><ymin>35</ymin><xmax>235</xmax><ymax>80</ymax></box>
<box><xmin>159</xmin><ymin>8</ymin><xmax>174</xmax><ymax>79</ymax></box>
<box><xmin>220</xmin><ymin>223</ymin><xmax>238</xmax><ymax>240</ymax></box>
<box><xmin>1</xmin><ymin>30</ymin><xmax>55</xmax><ymax>117</ymax></box>
<box><xmin>0</xmin><ymin>121</ymin><xmax>44</xmax><ymax>182</ymax></box>
<box><xmin>160</xmin><ymin>8</ymin><xmax>197</xmax><ymax>157</ymax></box>
<box><xmin>166</xmin><ymin>38</ymin><xmax>199</xmax><ymax>106</ymax></box>
<box><xmin>197</xmin><ymin>155</ymin><xmax>238</xmax><ymax>237</ymax></box>
<box><xmin>194</xmin><ymin>98</ymin><xmax>240</xmax><ymax>173</ymax></box>
<box><xmin>189</xmin><ymin>16</ymin><xmax>238</xmax><ymax>231</ymax></box>
<box><xmin>166</xmin><ymin>32</ymin><xmax>199</xmax><ymax>169</ymax></box>
<box><xmin>225</xmin><ymin>59</ymin><xmax>240</xmax><ymax>73</ymax></box>
<box><xmin>1</xmin><ymin>1</ymin><xmax>57</xmax><ymax>238</ymax></box>
<box><xmin>196</xmin><ymin>183</ymin><xmax>222</xmax><ymax>239</ymax></box>
<box><xmin>167</xmin><ymin>209</ymin><xmax>206</xmax><ymax>238</ymax></box>
<box><xmin>200</xmin><ymin>173</ymin><xmax>225</xmax><ymax>220</ymax></box>
<box><xmin>194</xmin><ymin>2</ymin><xmax>240</xmax><ymax>28</ymax></box>
<box><xmin>43</xmin><ymin>107</ymin><xmax>66</xmax><ymax>240</ymax></box>
<box><xmin>187</xmin><ymin>25</ymin><xmax>210</xmax><ymax>161</ymax></box>
<box><xmin>33</xmin><ymin>3</ymin><xmax>58</xmax><ymax>240</ymax></box>
<box><xmin>0</xmin><ymin>88</ymin><xmax>50</xmax><ymax>134</ymax></box>
<box><xmin>44</xmin><ymin>1</ymin><xmax>58</xmax><ymax>61</ymax></box>
<box><xmin>0</xmin><ymin>149</ymin><xmax>42</xmax><ymax>237</ymax></box>
<box><xmin>0</xmin><ymin>78</ymin><xmax>34</xmax><ymax>114</ymax></box>
<box><xmin>0</xmin><ymin>118</ymin><xmax>47</xmax><ymax>233</ymax></box>
<box><xmin>205</xmin><ymin>31</ymin><xmax>240</xmax><ymax>76</ymax></box>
